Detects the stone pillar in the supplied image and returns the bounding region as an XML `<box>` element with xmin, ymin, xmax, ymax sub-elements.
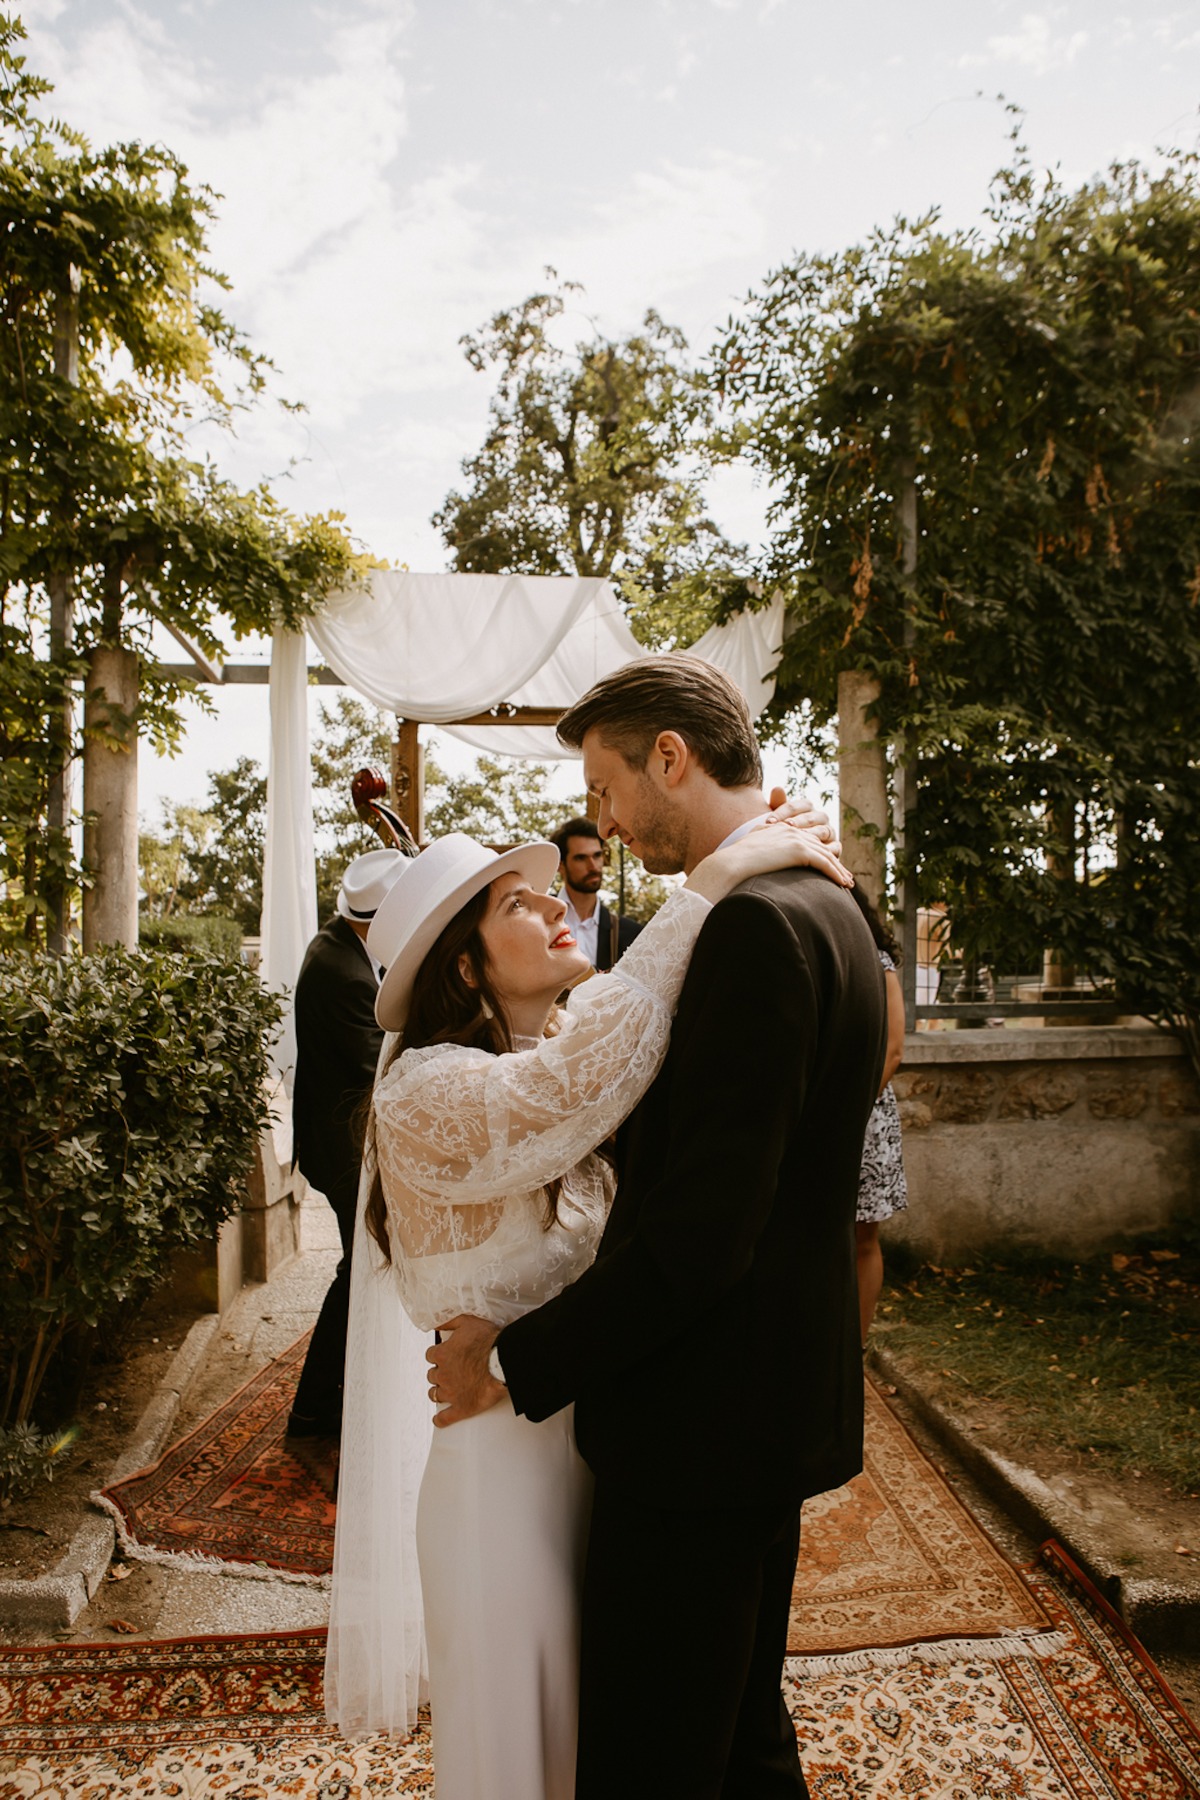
<box><xmin>82</xmin><ymin>645</ymin><xmax>139</xmax><ymax>950</ymax></box>
<box><xmin>837</xmin><ymin>668</ymin><xmax>888</xmax><ymax>910</ymax></box>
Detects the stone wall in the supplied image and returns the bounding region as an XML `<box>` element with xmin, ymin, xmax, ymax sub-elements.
<box><xmin>884</xmin><ymin>1027</ymin><xmax>1200</xmax><ymax>1262</ymax></box>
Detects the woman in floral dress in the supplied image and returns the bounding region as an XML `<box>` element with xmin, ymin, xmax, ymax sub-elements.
<box><xmin>852</xmin><ymin>894</ymin><xmax>908</xmax><ymax>1345</ymax></box>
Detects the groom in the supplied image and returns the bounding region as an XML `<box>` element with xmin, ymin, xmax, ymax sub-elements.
<box><xmin>429</xmin><ymin>654</ymin><xmax>887</xmax><ymax>1798</ymax></box>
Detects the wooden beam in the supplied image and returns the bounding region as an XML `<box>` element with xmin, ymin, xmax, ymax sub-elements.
<box><xmin>445</xmin><ymin>706</ymin><xmax>566</xmax><ymax>728</ymax></box>
<box><xmin>392</xmin><ymin>718</ymin><xmax>425</xmax><ymax>843</ymax></box>
<box><xmin>160</xmin><ymin>622</ymin><xmax>223</xmax><ymax>684</ymax></box>
<box><xmin>155</xmin><ymin>670</ymin><xmax>567</xmax><ymax>721</ymax></box>
<box><xmin>156</xmin><ymin>663</ymin><xmax>345</xmax><ymax>685</ymax></box>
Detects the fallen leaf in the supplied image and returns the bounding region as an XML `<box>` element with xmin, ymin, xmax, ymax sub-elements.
<box><xmin>1111</xmin><ymin>1253</ymin><xmax>1132</xmax><ymax>1272</ymax></box>
<box><xmin>1174</xmin><ymin>1543</ymin><xmax>1192</xmax><ymax>1556</ymax></box>
<box><xmin>1150</xmin><ymin>1249</ymin><xmax>1181</xmax><ymax>1262</ymax></box>
<box><xmin>106</xmin><ymin>1564</ymin><xmax>132</xmax><ymax>1582</ymax></box>
<box><xmin>106</xmin><ymin>1619</ymin><xmax>137</xmax><ymax>1633</ymax></box>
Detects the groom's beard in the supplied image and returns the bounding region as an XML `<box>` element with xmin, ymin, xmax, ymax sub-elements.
<box><xmin>628</xmin><ymin>774</ymin><xmax>689</xmax><ymax>875</ymax></box>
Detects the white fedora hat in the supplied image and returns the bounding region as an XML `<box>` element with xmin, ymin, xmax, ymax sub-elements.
<box><xmin>336</xmin><ymin>849</ymin><xmax>409</xmax><ymax>923</ymax></box>
<box><xmin>368</xmin><ymin>833</ymin><xmax>561</xmax><ymax>1031</ymax></box>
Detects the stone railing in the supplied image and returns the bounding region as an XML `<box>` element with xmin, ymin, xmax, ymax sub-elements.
<box><xmin>885</xmin><ymin>1026</ymin><xmax>1200</xmax><ymax>1261</ymax></box>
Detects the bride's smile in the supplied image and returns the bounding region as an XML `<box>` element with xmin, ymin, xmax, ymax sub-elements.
<box><xmin>462</xmin><ymin>871</ymin><xmax>591</xmax><ymax>1037</ymax></box>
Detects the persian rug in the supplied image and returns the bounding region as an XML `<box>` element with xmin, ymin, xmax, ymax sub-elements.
<box><xmin>784</xmin><ymin>1544</ymin><xmax>1200</xmax><ymax>1799</ymax></box>
<box><xmin>93</xmin><ymin>1332</ymin><xmax>335</xmax><ymax>1584</ymax></box>
<box><xmin>789</xmin><ymin>1377</ymin><xmax>1062</xmax><ymax>1665</ymax></box>
<box><xmin>2</xmin><ymin>1547</ymin><xmax>1197</xmax><ymax>1799</ymax></box>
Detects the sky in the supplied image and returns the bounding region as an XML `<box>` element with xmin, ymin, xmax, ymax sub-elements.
<box><xmin>18</xmin><ymin>0</ymin><xmax>1200</xmax><ymax>820</ymax></box>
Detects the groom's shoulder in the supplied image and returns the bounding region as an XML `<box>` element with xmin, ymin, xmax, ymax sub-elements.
<box><xmin>689</xmin><ymin>868</ymin><xmax>863</xmax><ymax>967</ymax></box>
<box><xmin>726</xmin><ymin>865</ymin><xmax>859</xmax><ymax>931</ymax></box>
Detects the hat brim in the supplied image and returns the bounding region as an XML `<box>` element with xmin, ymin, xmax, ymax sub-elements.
<box><xmin>374</xmin><ymin>840</ymin><xmax>562</xmax><ymax>1032</ymax></box>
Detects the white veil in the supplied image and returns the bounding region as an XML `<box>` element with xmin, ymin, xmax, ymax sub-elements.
<box><xmin>325</xmin><ymin>1126</ymin><xmax>433</xmax><ymax>1736</ymax></box>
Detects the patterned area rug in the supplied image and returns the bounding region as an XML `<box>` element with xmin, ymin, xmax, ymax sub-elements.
<box><xmin>93</xmin><ymin>1333</ymin><xmax>335</xmax><ymax>1584</ymax></box>
<box><xmin>2</xmin><ymin>1547</ymin><xmax>1196</xmax><ymax>1799</ymax></box>
<box><xmin>789</xmin><ymin>1378</ymin><xmax>1058</xmax><ymax>1663</ymax></box>
<box><xmin>786</xmin><ymin>1545</ymin><xmax>1200</xmax><ymax>1799</ymax></box>
<box><xmin>95</xmin><ymin>1336</ymin><xmax>1063</xmax><ymax>1669</ymax></box>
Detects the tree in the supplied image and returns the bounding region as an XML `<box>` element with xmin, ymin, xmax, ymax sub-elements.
<box><xmin>309</xmin><ymin>694</ymin><xmax>396</xmax><ymax>918</ymax></box>
<box><xmin>137</xmin><ymin>756</ymin><xmax>266</xmax><ymax>932</ymax></box>
<box><xmin>433</xmin><ymin>275</ymin><xmax>739</xmax><ymax>648</ymax></box>
<box><xmin>191</xmin><ymin>758</ymin><xmax>269</xmax><ymax>931</ymax></box>
<box><xmin>137</xmin><ymin>800</ymin><xmax>216</xmax><ymax>919</ymax></box>
<box><xmin>0</xmin><ymin>16</ymin><xmax>365</xmax><ymax>949</ymax></box>
<box><xmin>717</xmin><ymin>137</ymin><xmax>1200</xmax><ymax>1059</ymax></box>
<box><xmin>424</xmin><ymin>752</ymin><xmax>577</xmax><ymax>844</ymax></box>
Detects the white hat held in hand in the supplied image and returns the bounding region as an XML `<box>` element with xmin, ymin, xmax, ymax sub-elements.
<box><xmin>336</xmin><ymin>850</ymin><xmax>409</xmax><ymax>923</ymax></box>
<box><xmin>369</xmin><ymin>832</ymin><xmax>561</xmax><ymax>1031</ymax></box>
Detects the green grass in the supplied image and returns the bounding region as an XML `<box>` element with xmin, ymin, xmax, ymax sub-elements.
<box><xmin>873</xmin><ymin>1228</ymin><xmax>1200</xmax><ymax>1497</ymax></box>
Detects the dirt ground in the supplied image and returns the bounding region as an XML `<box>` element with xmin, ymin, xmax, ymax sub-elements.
<box><xmin>0</xmin><ymin>1283</ymin><xmax>208</xmax><ymax>1583</ymax></box>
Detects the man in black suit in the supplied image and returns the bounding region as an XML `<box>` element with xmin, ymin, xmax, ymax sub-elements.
<box><xmin>550</xmin><ymin>815</ymin><xmax>643</xmax><ymax>971</ymax></box>
<box><xmin>429</xmin><ymin>655</ymin><xmax>886</xmax><ymax>1799</ymax></box>
<box><xmin>286</xmin><ymin>850</ymin><xmax>404</xmax><ymax>1464</ymax></box>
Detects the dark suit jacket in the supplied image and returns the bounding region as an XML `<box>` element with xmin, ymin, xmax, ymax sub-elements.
<box><xmin>594</xmin><ymin>901</ymin><xmax>643</xmax><ymax>973</ymax></box>
<box><xmin>499</xmin><ymin>867</ymin><xmax>887</xmax><ymax>1512</ymax></box>
<box><xmin>291</xmin><ymin>914</ymin><xmax>383</xmax><ymax>1210</ymax></box>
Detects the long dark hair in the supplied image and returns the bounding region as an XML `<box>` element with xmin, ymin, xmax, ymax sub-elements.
<box><xmin>850</xmin><ymin>884</ymin><xmax>901</xmax><ymax>963</ymax></box>
<box><xmin>363</xmin><ymin>884</ymin><xmax>562</xmax><ymax>1262</ymax></box>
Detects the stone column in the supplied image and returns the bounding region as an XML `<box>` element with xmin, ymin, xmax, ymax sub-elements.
<box><xmin>82</xmin><ymin>645</ymin><xmax>139</xmax><ymax>950</ymax></box>
<box><xmin>837</xmin><ymin>668</ymin><xmax>888</xmax><ymax>910</ymax></box>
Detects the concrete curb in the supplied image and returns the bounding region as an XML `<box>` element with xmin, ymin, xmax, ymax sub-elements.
<box><xmin>0</xmin><ymin>1313</ymin><xmax>221</xmax><ymax>1631</ymax></box>
<box><xmin>868</xmin><ymin>1343</ymin><xmax>1200</xmax><ymax>1653</ymax></box>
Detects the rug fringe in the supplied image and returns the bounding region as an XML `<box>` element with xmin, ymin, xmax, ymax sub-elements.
<box><xmin>89</xmin><ymin>1492</ymin><xmax>332</xmax><ymax>1590</ymax></box>
<box><xmin>786</xmin><ymin>1627</ymin><xmax>1071</xmax><ymax>1678</ymax></box>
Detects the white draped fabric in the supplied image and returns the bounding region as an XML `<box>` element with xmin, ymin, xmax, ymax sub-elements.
<box><xmin>259</xmin><ymin>573</ymin><xmax>786</xmax><ymax>1079</ymax></box>
<box><xmin>306</xmin><ymin>571</ymin><xmax>616</xmax><ymax>727</ymax></box>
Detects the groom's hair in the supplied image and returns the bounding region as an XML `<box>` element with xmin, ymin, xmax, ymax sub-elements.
<box><xmin>557</xmin><ymin>653</ymin><xmax>762</xmax><ymax>788</ymax></box>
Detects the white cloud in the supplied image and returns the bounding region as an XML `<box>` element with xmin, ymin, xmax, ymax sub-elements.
<box><xmin>565</xmin><ymin>152</ymin><xmax>771</xmax><ymax>321</ymax></box>
<box><xmin>961</xmin><ymin>12</ymin><xmax>1089</xmax><ymax>76</ymax></box>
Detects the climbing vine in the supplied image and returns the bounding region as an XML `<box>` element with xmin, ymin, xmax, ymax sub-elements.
<box><xmin>717</xmin><ymin>131</ymin><xmax>1200</xmax><ymax>1055</ymax></box>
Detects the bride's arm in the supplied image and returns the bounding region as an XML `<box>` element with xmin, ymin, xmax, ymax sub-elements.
<box><xmin>372</xmin><ymin>884</ymin><xmax>713</xmax><ymax>1207</ymax></box>
<box><xmin>374</xmin><ymin>822</ymin><xmax>851</xmax><ymax>1208</ymax></box>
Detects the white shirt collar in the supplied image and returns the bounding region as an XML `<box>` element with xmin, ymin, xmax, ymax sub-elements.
<box><xmin>714</xmin><ymin>813</ymin><xmax>770</xmax><ymax>853</ymax></box>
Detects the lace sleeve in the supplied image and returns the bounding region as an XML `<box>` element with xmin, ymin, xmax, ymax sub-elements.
<box><xmin>373</xmin><ymin>886</ymin><xmax>711</xmax><ymax>1206</ymax></box>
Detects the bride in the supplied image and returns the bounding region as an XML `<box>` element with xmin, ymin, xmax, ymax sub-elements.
<box><xmin>325</xmin><ymin>818</ymin><xmax>850</xmax><ymax>1799</ymax></box>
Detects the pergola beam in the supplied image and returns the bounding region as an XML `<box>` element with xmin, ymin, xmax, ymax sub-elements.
<box><xmin>157</xmin><ymin>664</ymin><xmax>565</xmax><ymax>725</ymax></box>
<box><xmin>157</xmin><ymin>662</ymin><xmax>343</xmax><ymax>685</ymax></box>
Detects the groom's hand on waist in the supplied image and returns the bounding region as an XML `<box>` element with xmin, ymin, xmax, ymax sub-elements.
<box><xmin>427</xmin><ymin>1315</ymin><xmax>508</xmax><ymax>1427</ymax></box>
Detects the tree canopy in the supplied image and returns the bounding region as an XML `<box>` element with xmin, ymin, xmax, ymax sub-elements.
<box><xmin>433</xmin><ymin>274</ymin><xmax>738</xmax><ymax>647</ymax></box>
<box><xmin>0</xmin><ymin>15</ymin><xmax>365</xmax><ymax>945</ymax></box>
<box><xmin>717</xmin><ymin>135</ymin><xmax>1200</xmax><ymax>1053</ymax></box>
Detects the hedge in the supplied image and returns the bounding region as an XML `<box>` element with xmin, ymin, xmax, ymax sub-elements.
<box><xmin>0</xmin><ymin>946</ymin><xmax>282</xmax><ymax>1425</ymax></box>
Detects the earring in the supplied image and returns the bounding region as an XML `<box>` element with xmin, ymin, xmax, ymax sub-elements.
<box><xmin>480</xmin><ymin>997</ymin><xmax>494</xmax><ymax>1020</ymax></box>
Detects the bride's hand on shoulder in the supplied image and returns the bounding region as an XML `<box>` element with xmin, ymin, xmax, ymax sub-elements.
<box><xmin>765</xmin><ymin>786</ymin><xmax>840</xmax><ymax>857</ymax></box>
<box><xmin>686</xmin><ymin>820</ymin><xmax>855</xmax><ymax>903</ymax></box>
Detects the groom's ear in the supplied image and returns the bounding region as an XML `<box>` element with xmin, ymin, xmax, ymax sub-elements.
<box><xmin>654</xmin><ymin>731</ymin><xmax>690</xmax><ymax>788</ymax></box>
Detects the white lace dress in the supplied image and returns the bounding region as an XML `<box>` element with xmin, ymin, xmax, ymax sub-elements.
<box><xmin>368</xmin><ymin>886</ymin><xmax>712</xmax><ymax>1800</ymax></box>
